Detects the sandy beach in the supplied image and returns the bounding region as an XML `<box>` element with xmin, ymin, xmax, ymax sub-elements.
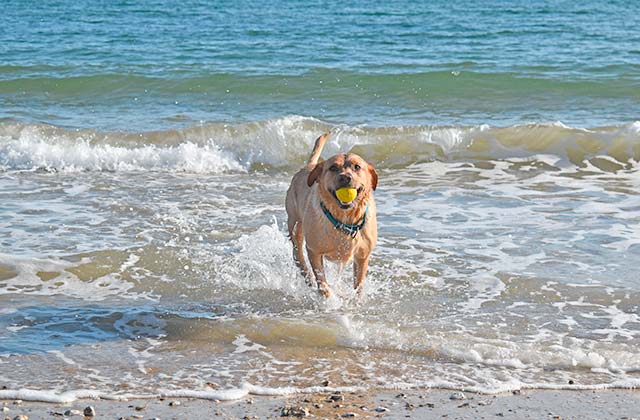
<box><xmin>3</xmin><ymin>388</ymin><xmax>639</xmax><ymax>420</ymax></box>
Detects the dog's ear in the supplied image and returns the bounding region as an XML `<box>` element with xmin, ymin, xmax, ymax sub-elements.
<box><xmin>368</xmin><ymin>163</ymin><xmax>378</xmax><ymax>191</ymax></box>
<box><xmin>307</xmin><ymin>162</ymin><xmax>324</xmax><ymax>187</ymax></box>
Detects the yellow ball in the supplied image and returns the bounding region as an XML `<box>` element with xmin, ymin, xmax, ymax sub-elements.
<box><xmin>335</xmin><ymin>187</ymin><xmax>357</xmax><ymax>203</ymax></box>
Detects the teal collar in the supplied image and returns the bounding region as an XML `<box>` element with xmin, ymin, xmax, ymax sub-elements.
<box><xmin>320</xmin><ymin>201</ymin><xmax>368</xmax><ymax>238</ymax></box>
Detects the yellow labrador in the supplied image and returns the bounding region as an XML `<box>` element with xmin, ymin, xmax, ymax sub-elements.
<box><xmin>285</xmin><ymin>132</ymin><xmax>378</xmax><ymax>297</ymax></box>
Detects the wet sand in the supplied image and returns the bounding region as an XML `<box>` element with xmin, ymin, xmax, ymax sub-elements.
<box><xmin>2</xmin><ymin>388</ymin><xmax>639</xmax><ymax>419</ymax></box>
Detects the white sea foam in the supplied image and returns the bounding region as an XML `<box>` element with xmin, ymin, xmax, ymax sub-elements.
<box><xmin>0</xmin><ymin>253</ymin><xmax>149</xmax><ymax>301</ymax></box>
<box><xmin>213</xmin><ymin>221</ymin><xmax>306</xmax><ymax>295</ymax></box>
<box><xmin>47</xmin><ymin>350</ymin><xmax>77</xmax><ymax>365</ymax></box>
<box><xmin>0</xmin><ymin>383</ymin><xmax>353</xmax><ymax>403</ymax></box>
<box><xmin>0</xmin><ymin>126</ymin><xmax>243</xmax><ymax>173</ymax></box>
<box><xmin>1</xmin><ymin>376</ymin><xmax>640</xmax><ymax>404</ymax></box>
<box><xmin>336</xmin><ymin>315</ymin><xmax>640</xmax><ymax>375</ymax></box>
<box><xmin>464</xmin><ymin>274</ymin><xmax>506</xmax><ymax>310</ymax></box>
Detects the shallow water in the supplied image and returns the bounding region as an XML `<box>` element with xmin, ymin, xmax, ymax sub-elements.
<box><xmin>1</xmin><ymin>0</ymin><xmax>640</xmax><ymax>403</ymax></box>
<box><xmin>1</xmin><ymin>119</ymin><xmax>639</xmax><ymax>400</ymax></box>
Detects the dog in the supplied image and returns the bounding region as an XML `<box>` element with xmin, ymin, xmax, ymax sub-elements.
<box><xmin>285</xmin><ymin>132</ymin><xmax>378</xmax><ymax>297</ymax></box>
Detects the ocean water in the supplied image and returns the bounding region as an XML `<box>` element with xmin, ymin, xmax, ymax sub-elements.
<box><xmin>1</xmin><ymin>0</ymin><xmax>640</xmax><ymax>403</ymax></box>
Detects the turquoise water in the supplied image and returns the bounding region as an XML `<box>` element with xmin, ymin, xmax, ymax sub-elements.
<box><xmin>1</xmin><ymin>0</ymin><xmax>640</xmax><ymax>403</ymax></box>
<box><xmin>1</xmin><ymin>0</ymin><xmax>639</xmax><ymax>129</ymax></box>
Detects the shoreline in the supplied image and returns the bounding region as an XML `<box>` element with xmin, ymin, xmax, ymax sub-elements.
<box><xmin>3</xmin><ymin>388</ymin><xmax>638</xmax><ymax>420</ymax></box>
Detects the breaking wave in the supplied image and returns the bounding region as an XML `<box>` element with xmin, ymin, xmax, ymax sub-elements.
<box><xmin>1</xmin><ymin>116</ymin><xmax>639</xmax><ymax>173</ymax></box>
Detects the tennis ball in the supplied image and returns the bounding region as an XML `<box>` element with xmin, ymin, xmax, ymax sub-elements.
<box><xmin>336</xmin><ymin>187</ymin><xmax>357</xmax><ymax>203</ymax></box>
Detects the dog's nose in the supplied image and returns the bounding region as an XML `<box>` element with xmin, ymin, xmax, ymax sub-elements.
<box><xmin>338</xmin><ymin>174</ymin><xmax>352</xmax><ymax>185</ymax></box>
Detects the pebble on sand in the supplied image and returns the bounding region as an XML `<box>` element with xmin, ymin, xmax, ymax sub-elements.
<box><xmin>280</xmin><ymin>406</ymin><xmax>310</xmax><ymax>417</ymax></box>
<box><xmin>449</xmin><ymin>392</ymin><xmax>466</xmax><ymax>400</ymax></box>
<box><xmin>13</xmin><ymin>415</ymin><xmax>28</xmax><ymax>420</ymax></box>
<box><xmin>375</xmin><ymin>406</ymin><xmax>390</xmax><ymax>413</ymax></box>
<box><xmin>168</xmin><ymin>401</ymin><xmax>181</xmax><ymax>407</ymax></box>
<box><xmin>83</xmin><ymin>406</ymin><xmax>96</xmax><ymax>417</ymax></box>
<box><xmin>326</xmin><ymin>394</ymin><xmax>344</xmax><ymax>402</ymax></box>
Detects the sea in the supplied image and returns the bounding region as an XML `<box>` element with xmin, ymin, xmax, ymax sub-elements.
<box><xmin>0</xmin><ymin>0</ymin><xmax>639</xmax><ymax>403</ymax></box>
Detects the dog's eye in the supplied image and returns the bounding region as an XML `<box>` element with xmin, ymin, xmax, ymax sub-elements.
<box><xmin>354</xmin><ymin>164</ymin><xmax>361</xmax><ymax>171</ymax></box>
<box><xmin>329</xmin><ymin>165</ymin><xmax>339</xmax><ymax>172</ymax></box>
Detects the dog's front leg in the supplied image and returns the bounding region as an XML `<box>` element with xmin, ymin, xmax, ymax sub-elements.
<box><xmin>290</xmin><ymin>222</ymin><xmax>314</xmax><ymax>285</ymax></box>
<box><xmin>307</xmin><ymin>249</ymin><xmax>331</xmax><ymax>297</ymax></box>
<box><xmin>353</xmin><ymin>254</ymin><xmax>370</xmax><ymax>296</ymax></box>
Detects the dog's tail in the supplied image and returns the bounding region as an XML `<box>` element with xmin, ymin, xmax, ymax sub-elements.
<box><xmin>306</xmin><ymin>132</ymin><xmax>330</xmax><ymax>169</ymax></box>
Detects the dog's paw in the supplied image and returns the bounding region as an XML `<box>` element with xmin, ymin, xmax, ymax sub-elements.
<box><xmin>305</xmin><ymin>276</ymin><xmax>317</xmax><ymax>288</ymax></box>
<box><xmin>318</xmin><ymin>283</ymin><xmax>332</xmax><ymax>298</ymax></box>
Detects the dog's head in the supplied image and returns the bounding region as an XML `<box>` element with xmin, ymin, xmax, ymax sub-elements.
<box><xmin>307</xmin><ymin>153</ymin><xmax>378</xmax><ymax>211</ymax></box>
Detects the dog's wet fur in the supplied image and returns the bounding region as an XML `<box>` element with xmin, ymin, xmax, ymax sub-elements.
<box><xmin>285</xmin><ymin>132</ymin><xmax>378</xmax><ymax>297</ymax></box>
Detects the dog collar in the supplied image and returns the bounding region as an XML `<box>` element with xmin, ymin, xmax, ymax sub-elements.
<box><xmin>320</xmin><ymin>201</ymin><xmax>368</xmax><ymax>238</ymax></box>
